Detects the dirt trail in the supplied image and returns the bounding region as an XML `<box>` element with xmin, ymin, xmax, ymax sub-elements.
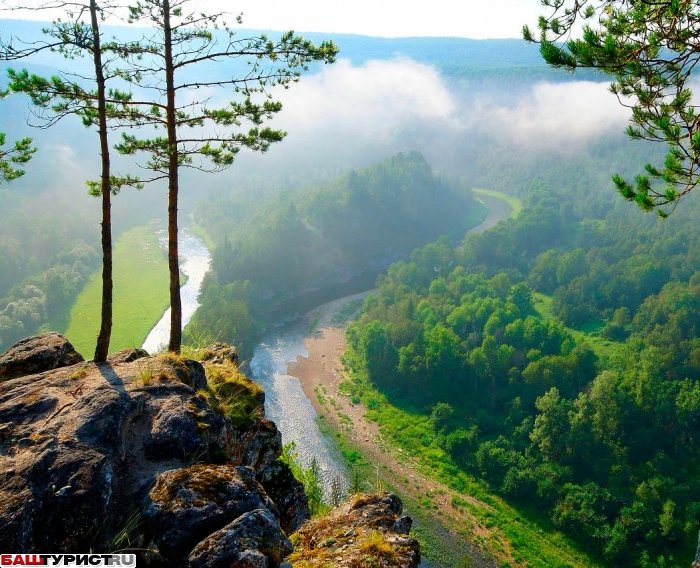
<box><xmin>285</xmin><ymin>191</ymin><xmax>519</xmax><ymax>567</ymax></box>
<box><xmin>287</xmin><ymin>294</ymin><xmax>500</xmax><ymax>567</ymax></box>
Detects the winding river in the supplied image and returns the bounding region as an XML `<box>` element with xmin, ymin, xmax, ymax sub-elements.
<box><xmin>140</xmin><ymin>227</ymin><xmax>347</xmax><ymax>496</ymax></box>
<box><xmin>141</xmin><ymin>193</ymin><xmax>511</xmax><ymax>567</ymax></box>
<box><xmin>144</xmin><ymin>193</ymin><xmax>511</xmax><ymax>478</ymax></box>
<box><xmin>142</xmin><ymin>229</ymin><xmax>212</xmax><ymax>354</ymax></box>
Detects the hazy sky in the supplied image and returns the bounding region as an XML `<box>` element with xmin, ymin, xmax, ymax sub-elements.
<box><xmin>0</xmin><ymin>0</ymin><xmax>544</xmax><ymax>39</ymax></box>
<box><xmin>226</xmin><ymin>0</ymin><xmax>542</xmax><ymax>39</ymax></box>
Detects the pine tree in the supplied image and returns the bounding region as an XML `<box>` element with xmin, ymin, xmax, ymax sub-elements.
<box><xmin>524</xmin><ymin>0</ymin><xmax>700</xmax><ymax>216</ymax></box>
<box><xmin>113</xmin><ymin>0</ymin><xmax>337</xmax><ymax>352</ymax></box>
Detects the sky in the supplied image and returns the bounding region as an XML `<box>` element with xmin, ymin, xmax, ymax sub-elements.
<box><xmin>0</xmin><ymin>0</ymin><xmax>545</xmax><ymax>40</ymax></box>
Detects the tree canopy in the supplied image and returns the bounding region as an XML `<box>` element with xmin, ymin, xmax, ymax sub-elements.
<box><xmin>0</xmin><ymin>131</ymin><xmax>35</xmax><ymax>184</ymax></box>
<box><xmin>1</xmin><ymin>0</ymin><xmax>337</xmax><ymax>355</ymax></box>
<box><xmin>524</xmin><ymin>0</ymin><xmax>700</xmax><ymax>216</ymax></box>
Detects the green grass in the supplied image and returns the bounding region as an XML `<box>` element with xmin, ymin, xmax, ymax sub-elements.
<box><xmin>65</xmin><ymin>224</ymin><xmax>169</xmax><ymax>358</ymax></box>
<box><xmin>337</xmin><ymin>373</ymin><xmax>602</xmax><ymax>568</ymax></box>
<box><xmin>331</xmin><ymin>298</ymin><xmax>364</xmax><ymax>325</ymax></box>
<box><xmin>532</xmin><ymin>292</ymin><xmax>627</xmax><ymax>364</ymax></box>
<box><xmin>472</xmin><ymin>188</ymin><xmax>523</xmax><ymax>219</ymax></box>
<box><xmin>187</xmin><ymin>215</ymin><xmax>216</xmax><ymax>251</ymax></box>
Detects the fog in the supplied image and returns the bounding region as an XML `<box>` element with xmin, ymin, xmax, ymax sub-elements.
<box><xmin>233</xmin><ymin>57</ymin><xmax>630</xmax><ymax>179</ymax></box>
<box><xmin>2</xmin><ymin>52</ymin><xmax>633</xmax><ymax>223</ymax></box>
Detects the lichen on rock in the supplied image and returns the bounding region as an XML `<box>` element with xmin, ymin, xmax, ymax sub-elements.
<box><xmin>0</xmin><ymin>334</ymin><xmax>421</xmax><ymax>568</ymax></box>
<box><xmin>286</xmin><ymin>492</ymin><xmax>420</xmax><ymax>567</ymax></box>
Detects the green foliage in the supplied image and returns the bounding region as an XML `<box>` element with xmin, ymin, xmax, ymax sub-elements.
<box><xmin>0</xmin><ymin>132</ymin><xmax>35</xmax><ymax>184</ymax></box>
<box><xmin>279</xmin><ymin>442</ymin><xmax>332</xmax><ymax>517</ymax></box>
<box><xmin>345</xmin><ymin>181</ymin><xmax>700</xmax><ymax>564</ymax></box>
<box><xmin>526</xmin><ymin>0</ymin><xmax>700</xmax><ymax>214</ymax></box>
<box><xmin>0</xmin><ymin>193</ymin><xmax>100</xmax><ymax>351</ymax></box>
<box><xmin>193</xmin><ymin>152</ymin><xmax>478</xmax><ymax>358</ymax></box>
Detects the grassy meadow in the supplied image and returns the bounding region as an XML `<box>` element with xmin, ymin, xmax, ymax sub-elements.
<box><xmin>65</xmin><ymin>224</ymin><xmax>169</xmax><ymax>358</ymax></box>
<box><xmin>532</xmin><ymin>292</ymin><xmax>627</xmax><ymax>366</ymax></box>
<box><xmin>472</xmin><ymin>187</ymin><xmax>523</xmax><ymax>219</ymax></box>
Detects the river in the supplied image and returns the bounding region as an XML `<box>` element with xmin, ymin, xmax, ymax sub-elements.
<box><xmin>140</xmin><ymin>227</ymin><xmax>347</xmax><ymax>495</ymax></box>
<box><xmin>249</xmin><ymin>320</ymin><xmax>349</xmax><ymax>496</ymax></box>
<box><xmin>142</xmin><ymin>229</ymin><xmax>212</xmax><ymax>354</ymax></box>
<box><xmin>143</xmin><ymin>194</ymin><xmax>512</xmax><ymax>483</ymax></box>
<box><xmin>141</xmin><ymin>194</ymin><xmax>511</xmax><ymax>567</ymax></box>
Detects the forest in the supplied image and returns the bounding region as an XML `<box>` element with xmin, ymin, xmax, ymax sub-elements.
<box><xmin>3</xmin><ymin>7</ymin><xmax>700</xmax><ymax>565</ymax></box>
<box><xmin>344</xmin><ymin>178</ymin><xmax>700</xmax><ymax>565</ymax></box>
<box><xmin>0</xmin><ymin>189</ymin><xmax>100</xmax><ymax>348</ymax></box>
<box><xmin>191</xmin><ymin>151</ymin><xmax>479</xmax><ymax>356</ymax></box>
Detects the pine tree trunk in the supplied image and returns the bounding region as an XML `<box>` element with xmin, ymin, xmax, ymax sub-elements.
<box><xmin>91</xmin><ymin>0</ymin><xmax>113</xmax><ymax>363</ymax></box>
<box><xmin>164</xmin><ymin>0</ymin><xmax>182</xmax><ymax>353</ymax></box>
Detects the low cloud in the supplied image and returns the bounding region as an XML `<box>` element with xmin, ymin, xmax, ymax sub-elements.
<box><xmin>234</xmin><ymin>58</ymin><xmax>632</xmax><ymax>177</ymax></box>
<box><xmin>7</xmin><ymin>57</ymin><xmax>635</xmax><ymax>205</ymax></box>
<box><xmin>472</xmin><ymin>81</ymin><xmax>630</xmax><ymax>148</ymax></box>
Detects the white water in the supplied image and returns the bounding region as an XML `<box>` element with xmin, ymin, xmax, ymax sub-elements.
<box><xmin>142</xmin><ymin>229</ymin><xmax>211</xmax><ymax>353</ymax></box>
<box><xmin>249</xmin><ymin>320</ymin><xmax>349</xmax><ymax>497</ymax></box>
<box><xmin>140</xmin><ymin>226</ymin><xmax>348</xmax><ymax>496</ymax></box>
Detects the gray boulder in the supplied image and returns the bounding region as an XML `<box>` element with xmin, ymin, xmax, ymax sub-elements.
<box><xmin>188</xmin><ymin>508</ymin><xmax>290</xmax><ymax>568</ymax></box>
<box><xmin>0</xmin><ymin>343</ymin><xmax>284</xmax><ymax>558</ymax></box>
<box><xmin>0</xmin><ymin>333</ymin><xmax>83</xmax><ymax>381</ymax></box>
<box><xmin>143</xmin><ymin>464</ymin><xmax>278</xmax><ymax>561</ymax></box>
<box><xmin>256</xmin><ymin>460</ymin><xmax>310</xmax><ymax>534</ymax></box>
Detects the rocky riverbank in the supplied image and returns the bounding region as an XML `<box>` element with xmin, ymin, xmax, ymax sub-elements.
<box><xmin>0</xmin><ymin>332</ymin><xmax>419</xmax><ymax>567</ymax></box>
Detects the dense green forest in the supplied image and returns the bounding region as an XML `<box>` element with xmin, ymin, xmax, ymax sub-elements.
<box><xmin>3</xmin><ymin>9</ymin><xmax>700</xmax><ymax>565</ymax></box>
<box><xmin>0</xmin><ymin>189</ymin><xmax>100</xmax><ymax>349</ymax></box>
<box><xmin>191</xmin><ymin>152</ymin><xmax>480</xmax><ymax>356</ymax></box>
<box><xmin>0</xmin><ymin>26</ymin><xmax>613</xmax><ymax>355</ymax></box>
<box><xmin>344</xmin><ymin>179</ymin><xmax>700</xmax><ymax>566</ymax></box>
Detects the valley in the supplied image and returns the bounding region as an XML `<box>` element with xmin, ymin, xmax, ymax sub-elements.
<box><xmin>3</xmin><ymin>11</ymin><xmax>700</xmax><ymax>566</ymax></box>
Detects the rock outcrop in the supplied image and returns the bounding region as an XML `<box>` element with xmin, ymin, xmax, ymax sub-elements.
<box><xmin>0</xmin><ymin>337</ymin><xmax>285</xmax><ymax>566</ymax></box>
<box><xmin>0</xmin><ymin>334</ymin><xmax>421</xmax><ymax>568</ymax></box>
<box><xmin>286</xmin><ymin>492</ymin><xmax>420</xmax><ymax>567</ymax></box>
<box><xmin>256</xmin><ymin>460</ymin><xmax>310</xmax><ymax>535</ymax></box>
<box><xmin>0</xmin><ymin>332</ymin><xmax>83</xmax><ymax>381</ymax></box>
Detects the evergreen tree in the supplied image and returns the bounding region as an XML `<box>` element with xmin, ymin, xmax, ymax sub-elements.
<box><xmin>524</xmin><ymin>0</ymin><xmax>700</xmax><ymax>216</ymax></box>
<box><xmin>113</xmin><ymin>0</ymin><xmax>337</xmax><ymax>353</ymax></box>
<box><xmin>0</xmin><ymin>131</ymin><xmax>34</xmax><ymax>184</ymax></box>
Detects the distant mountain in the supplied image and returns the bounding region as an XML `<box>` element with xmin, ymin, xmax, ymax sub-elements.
<box><xmin>0</xmin><ymin>18</ymin><xmax>599</xmax><ymax>80</ymax></box>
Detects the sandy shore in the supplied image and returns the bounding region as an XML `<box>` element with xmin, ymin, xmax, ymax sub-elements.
<box><xmin>286</xmin><ymin>291</ymin><xmax>380</xmax><ymax>444</ymax></box>
<box><xmin>286</xmin><ymin>293</ymin><xmax>497</xmax><ymax>568</ymax></box>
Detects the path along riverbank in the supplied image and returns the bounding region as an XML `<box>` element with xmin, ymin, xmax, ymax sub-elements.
<box><xmin>286</xmin><ymin>191</ymin><xmax>517</xmax><ymax>567</ymax></box>
<box><xmin>287</xmin><ymin>295</ymin><xmax>498</xmax><ymax>568</ymax></box>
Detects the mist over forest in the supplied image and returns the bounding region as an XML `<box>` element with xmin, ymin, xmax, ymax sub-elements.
<box><xmin>0</xmin><ymin>19</ymin><xmax>637</xmax><ymax>349</ymax></box>
<box><xmin>3</xmin><ymin>15</ymin><xmax>700</xmax><ymax>568</ymax></box>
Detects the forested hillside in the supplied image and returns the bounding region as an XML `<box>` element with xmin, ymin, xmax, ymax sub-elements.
<box><xmin>344</xmin><ymin>180</ymin><xmax>700</xmax><ymax>566</ymax></box>
<box><xmin>0</xmin><ymin>190</ymin><xmax>100</xmax><ymax>350</ymax></box>
<box><xmin>5</xmin><ymin>4</ymin><xmax>700</xmax><ymax>565</ymax></box>
<box><xmin>0</xmin><ymin>27</ymin><xmax>614</xmax><ymax>355</ymax></box>
<box><xmin>191</xmin><ymin>152</ymin><xmax>480</xmax><ymax>356</ymax></box>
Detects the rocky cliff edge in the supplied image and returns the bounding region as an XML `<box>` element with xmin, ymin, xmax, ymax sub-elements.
<box><xmin>0</xmin><ymin>333</ymin><xmax>419</xmax><ymax>568</ymax></box>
